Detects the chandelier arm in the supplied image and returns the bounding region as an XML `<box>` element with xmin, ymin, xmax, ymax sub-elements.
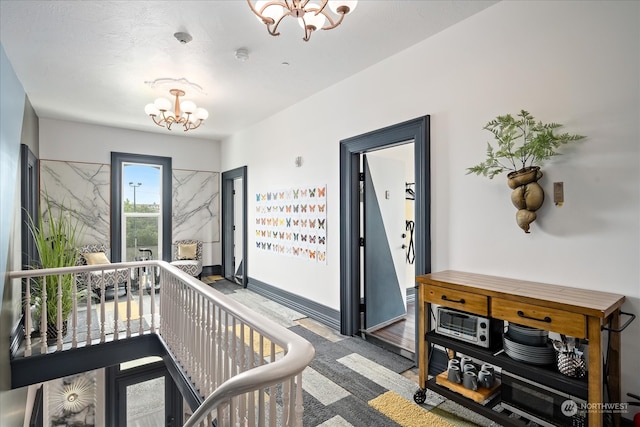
<box><xmin>150</xmin><ymin>115</ymin><xmax>165</xmax><ymax>128</ymax></box>
<box><xmin>320</xmin><ymin>10</ymin><xmax>344</xmax><ymax>30</ymax></box>
<box><xmin>315</xmin><ymin>0</ymin><xmax>329</xmax><ymax>15</ymax></box>
<box><xmin>270</xmin><ymin>10</ymin><xmax>295</xmax><ymax>36</ymax></box>
<box><xmin>302</xmin><ymin>17</ymin><xmax>312</xmax><ymax>41</ymax></box>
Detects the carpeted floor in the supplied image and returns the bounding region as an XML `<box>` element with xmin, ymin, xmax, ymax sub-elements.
<box><xmin>204</xmin><ymin>277</ymin><xmax>495</xmax><ymax>427</ymax></box>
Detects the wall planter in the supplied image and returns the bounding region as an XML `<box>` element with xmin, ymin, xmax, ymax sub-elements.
<box><xmin>467</xmin><ymin>110</ymin><xmax>585</xmax><ymax>233</ymax></box>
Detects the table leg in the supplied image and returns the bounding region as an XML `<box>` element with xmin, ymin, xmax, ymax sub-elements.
<box><xmin>609</xmin><ymin>310</ymin><xmax>622</xmax><ymax>427</ymax></box>
<box><xmin>588</xmin><ymin>316</ymin><xmax>603</xmax><ymax>427</ymax></box>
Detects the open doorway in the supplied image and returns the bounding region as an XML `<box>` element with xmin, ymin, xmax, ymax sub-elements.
<box><xmin>339</xmin><ymin>116</ymin><xmax>430</xmax><ymax>364</ymax></box>
<box><xmin>361</xmin><ymin>144</ymin><xmax>416</xmax><ymax>358</ymax></box>
<box><xmin>221</xmin><ymin>166</ymin><xmax>248</xmax><ymax>287</ymax></box>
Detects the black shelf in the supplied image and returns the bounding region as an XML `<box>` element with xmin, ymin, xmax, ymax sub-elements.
<box><xmin>425</xmin><ymin>378</ymin><xmax>527</xmax><ymax>427</ymax></box>
<box><xmin>426</xmin><ymin>330</ymin><xmax>588</xmax><ymax>400</ymax></box>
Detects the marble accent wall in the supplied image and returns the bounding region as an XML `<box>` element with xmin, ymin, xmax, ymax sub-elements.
<box><xmin>172</xmin><ymin>169</ymin><xmax>219</xmax><ymax>267</ymax></box>
<box><xmin>39</xmin><ymin>161</ymin><xmax>220</xmax><ymax>267</ymax></box>
<box><xmin>40</xmin><ymin>160</ymin><xmax>110</xmax><ymax>246</ymax></box>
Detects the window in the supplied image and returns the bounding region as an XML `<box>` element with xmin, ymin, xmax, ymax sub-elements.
<box><xmin>111</xmin><ymin>153</ymin><xmax>172</xmax><ymax>262</ymax></box>
<box><xmin>122</xmin><ymin>163</ymin><xmax>162</xmax><ymax>261</ymax></box>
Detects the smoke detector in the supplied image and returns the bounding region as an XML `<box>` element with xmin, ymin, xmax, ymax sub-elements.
<box><xmin>235</xmin><ymin>48</ymin><xmax>249</xmax><ymax>62</ymax></box>
<box><xmin>174</xmin><ymin>32</ymin><xmax>193</xmax><ymax>44</ymax></box>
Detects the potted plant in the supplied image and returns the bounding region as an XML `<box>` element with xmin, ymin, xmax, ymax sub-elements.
<box><xmin>467</xmin><ymin>110</ymin><xmax>585</xmax><ymax>233</ymax></box>
<box><xmin>27</xmin><ymin>195</ymin><xmax>84</xmax><ymax>342</ymax></box>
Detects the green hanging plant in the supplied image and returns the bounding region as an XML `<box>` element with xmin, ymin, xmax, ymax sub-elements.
<box><xmin>467</xmin><ymin>110</ymin><xmax>585</xmax><ymax>233</ymax></box>
<box><xmin>467</xmin><ymin>110</ymin><xmax>586</xmax><ymax>179</ymax></box>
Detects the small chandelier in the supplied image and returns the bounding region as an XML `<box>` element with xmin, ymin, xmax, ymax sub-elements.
<box><xmin>248</xmin><ymin>0</ymin><xmax>358</xmax><ymax>42</ymax></box>
<box><xmin>144</xmin><ymin>89</ymin><xmax>209</xmax><ymax>132</ymax></box>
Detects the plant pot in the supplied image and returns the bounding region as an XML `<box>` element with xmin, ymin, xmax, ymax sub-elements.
<box><xmin>507</xmin><ymin>166</ymin><xmax>543</xmax><ymax>190</ymax></box>
<box><xmin>508</xmin><ymin>167</ymin><xmax>545</xmax><ymax>233</ymax></box>
<box><xmin>46</xmin><ymin>320</ymin><xmax>68</xmax><ymax>344</ymax></box>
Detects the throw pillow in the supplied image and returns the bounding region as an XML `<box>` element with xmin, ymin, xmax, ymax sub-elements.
<box><xmin>178</xmin><ymin>243</ymin><xmax>197</xmax><ymax>260</ymax></box>
<box><xmin>83</xmin><ymin>252</ymin><xmax>110</xmax><ymax>265</ymax></box>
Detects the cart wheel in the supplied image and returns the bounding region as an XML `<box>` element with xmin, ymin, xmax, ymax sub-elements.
<box><xmin>413</xmin><ymin>388</ymin><xmax>427</xmax><ymax>404</ymax></box>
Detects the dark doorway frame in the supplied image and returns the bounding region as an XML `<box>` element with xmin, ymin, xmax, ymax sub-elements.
<box><xmin>339</xmin><ymin>116</ymin><xmax>430</xmax><ymax>363</ymax></box>
<box><xmin>110</xmin><ymin>152</ymin><xmax>172</xmax><ymax>262</ymax></box>
<box><xmin>106</xmin><ymin>359</ymin><xmax>183</xmax><ymax>427</ymax></box>
<box><xmin>221</xmin><ymin>166</ymin><xmax>248</xmax><ymax>287</ymax></box>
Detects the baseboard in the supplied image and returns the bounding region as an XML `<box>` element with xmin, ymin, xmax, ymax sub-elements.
<box><xmin>247</xmin><ymin>277</ymin><xmax>341</xmax><ymax>331</ymax></box>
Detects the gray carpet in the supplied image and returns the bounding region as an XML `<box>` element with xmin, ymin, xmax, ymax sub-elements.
<box><xmin>289</xmin><ymin>324</ymin><xmax>419</xmax><ymax>426</ymax></box>
<box><xmin>205</xmin><ymin>278</ymin><xmax>492</xmax><ymax>427</ymax></box>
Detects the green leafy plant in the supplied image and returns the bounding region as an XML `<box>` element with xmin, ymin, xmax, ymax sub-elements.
<box><xmin>27</xmin><ymin>195</ymin><xmax>84</xmax><ymax>331</ymax></box>
<box><xmin>467</xmin><ymin>110</ymin><xmax>586</xmax><ymax>179</ymax></box>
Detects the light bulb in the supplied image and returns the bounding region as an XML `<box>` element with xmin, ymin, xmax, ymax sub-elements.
<box><xmin>254</xmin><ymin>0</ymin><xmax>284</xmax><ymax>23</ymax></box>
<box><xmin>299</xmin><ymin>3</ymin><xmax>326</xmax><ymax>29</ymax></box>
<box><xmin>328</xmin><ymin>0</ymin><xmax>357</xmax><ymax>14</ymax></box>
<box><xmin>180</xmin><ymin>100</ymin><xmax>196</xmax><ymax>114</ymax></box>
<box><xmin>154</xmin><ymin>97</ymin><xmax>172</xmax><ymax>111</ymax></box>
<box><xmin>195</xmin><ymin>108</ymin><xmax>209</xmax><ymax>120</ymax></box>
<box><xmin>145</xmin><ymin>103</ymin><xmax>160</xmax><ymax>116</ymax></box>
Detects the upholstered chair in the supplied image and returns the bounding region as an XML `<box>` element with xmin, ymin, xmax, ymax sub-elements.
<box><xmin>76</xmin><ymin>243</ymin><xmax>128</xmax><ymax>298</ymax></box>
<box><xmin>170</xmin><ymin>240</ymin><xmax>203</xmax><ymax>278</ymax></box>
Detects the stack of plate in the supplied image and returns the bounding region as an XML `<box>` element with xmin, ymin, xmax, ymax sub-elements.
<box><xmin>503</xmin><ymin>323</ymin><xmax>555</xmax><ymax>365</ymax></box>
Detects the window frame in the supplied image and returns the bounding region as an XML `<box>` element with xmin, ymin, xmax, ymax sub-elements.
<box><xmin>111</xmin><ymin>152</ymin><xmax>172</xmax><ymax>262</ymax></box>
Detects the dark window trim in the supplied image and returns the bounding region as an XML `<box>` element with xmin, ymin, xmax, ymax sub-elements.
<box><xmin>110</xmin><ymin>152</ymin><xmax>172</xmax><ymax>262</ymax></box>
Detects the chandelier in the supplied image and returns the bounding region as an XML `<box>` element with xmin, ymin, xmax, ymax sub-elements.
<box><xmin>248</xmin><ymin>0</ymin><xmax>358</xmax><ymax>42</ymax></box>
<box><xmin>144</xmin><ymin>89</ymin><xmax>209</xmax><ymax>132</ymax></box>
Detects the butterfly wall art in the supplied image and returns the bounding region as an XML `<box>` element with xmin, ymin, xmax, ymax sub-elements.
<box><xmin>255</xmin><ymin>185</ymin><xmax>327</xmax><ymax>263</ymax></box>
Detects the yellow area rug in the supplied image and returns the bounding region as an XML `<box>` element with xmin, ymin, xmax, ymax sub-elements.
<box><xmin>103</xmin><ymin>300</ymin><xmax>140</xmax><ymax>320</ymax></box>
<box><xmin>231</xmin><ymin>324</ymin><xmax>283</xmax><ymax>357</ymax></box>
<box><xmin>202</xmin><ymin>275</ymin><xmax>223</xmax><ymax>284</ymax></box>
<box><xmin>369</xmin><ymin>391</ymin><xmax>455</xmax><ymax>427</ymax></box>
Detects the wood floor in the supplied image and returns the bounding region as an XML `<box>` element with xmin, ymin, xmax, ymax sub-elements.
<box><xmin>368</xmin><ymin>300</ymin><xmax>416</xmax><ymax>355</ymax></box>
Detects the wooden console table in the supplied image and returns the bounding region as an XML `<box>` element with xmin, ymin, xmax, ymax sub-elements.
<box><xmin>417</xmin><ymin>270</ymin><xmax>627</xmax><ymax>427</ymax></box>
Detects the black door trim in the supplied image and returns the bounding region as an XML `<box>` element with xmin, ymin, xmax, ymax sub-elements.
<box><xmin>339</xmin><ymin>116</ymin><xmax>431</xmax><ymax>362</ymax></box>
<box><xmin>110</xmin><ymin>152</ymin><xmax>172</xmax><ymax>262</ymax></box>
<box><xmin>221</xmin><ymin>166</ymin><xmax>248</xmax><ymax>287</ymax></box>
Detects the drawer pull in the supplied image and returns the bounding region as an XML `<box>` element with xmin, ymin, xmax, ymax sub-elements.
<box><xmin>442</xmin><ymin>295</ymin><xmax>465</xmax><ymax>304</ymax></box>
<box><xmin>517</xmin><ymin>310</ymin><xmax>551</xmax><ymax>323</ymax></box>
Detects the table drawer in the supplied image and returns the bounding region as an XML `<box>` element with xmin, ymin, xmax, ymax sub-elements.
<box><xmin>491</xmin><ymin>298</ymin><xmax>586</xmax><ymax>338</ymax></box>
<box><xmin>424</xmin><ymin>286</ymin><xmax>488</xmax><ymax>316</ymax></box>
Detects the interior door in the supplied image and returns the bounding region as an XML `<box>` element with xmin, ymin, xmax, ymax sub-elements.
<box><xmin>233</xmin><ymin>177</ymin><xmax>244</xmax><ymax>285</ymax></box>
<box><xmin>363</xmin><ymin>153</ymin><xmax>407</xmax><ymax>331</ymax></box>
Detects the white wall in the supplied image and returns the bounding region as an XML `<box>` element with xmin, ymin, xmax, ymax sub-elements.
<box><xmin>39</xmin><ymin>118</ymin><xmax>224</xmax><ymax>264</ymax></box>
<box><xmin>39</xmin><ymin>118</ymin><xmax>221</xmax><ymax>171</ymax></box>
<box><xmin>222</xmin><ymin>0</ymin><xmax>640</xmax><ymax>407</ymax></box>
<box><xmin>0</xmin><ymin>42</ymin><xmax>28</xmax><ymax>426</ymax></box>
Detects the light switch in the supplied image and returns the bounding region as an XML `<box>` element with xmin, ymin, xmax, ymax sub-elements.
<box><xmin>554</xmin><ymin>182</ymin><xmax>564</xmax><ymax>206</ymax></box>
<box><xmin>385</xmin><ymin>190</ymin><xmax>390</xmax><ymax>199</ymax></box>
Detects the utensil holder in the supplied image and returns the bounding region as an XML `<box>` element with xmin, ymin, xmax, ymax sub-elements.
<box><xmin>557</xmin><ymin>350</ymin><xmax>586</xmax><ymax>378</ymax></box>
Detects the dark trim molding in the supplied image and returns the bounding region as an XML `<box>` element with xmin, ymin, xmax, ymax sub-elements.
<box><xmin>221</xmin><ymin>166</ymin><xmax>248</xmax><ymax>287</ymax></box>
<box><xmin>29</xmin><ymin>385</ymin><xmax>43</xmax><ymax>427</ymax></box>
<box><xmin>11</xmin><ymin>334</ymin><xmax>165</xmax><ymax>389</ymax></box>
<box><xmin>159</xmin><ymin>336</ymin><xmax>203</xmax><ymax>412</ymax></box>
<box><xmin>110</xmin><ymin>152</ymin><xmax>172</xmax><ymax>262</ymax></box>
<box><xmin>247</xmin><ymin>277</ymin><xmax>341</xmax><ymax>331</ymax></box>
<box><xmin>339</xmin><ymin>116</ymin><xmax>431</xmax><ymax>364</ymax></box>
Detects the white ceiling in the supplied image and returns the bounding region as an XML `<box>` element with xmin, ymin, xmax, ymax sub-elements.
<box><xmin>0</xmin><ymin>1</ymin><xmax>497</xmax><ymax>141</ymax></box>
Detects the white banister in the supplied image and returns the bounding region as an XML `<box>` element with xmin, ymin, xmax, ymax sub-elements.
<box><xmin>9</xmin><ymin>261</ymin><xmax>314</xmax><ymax>426</ymax></box>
